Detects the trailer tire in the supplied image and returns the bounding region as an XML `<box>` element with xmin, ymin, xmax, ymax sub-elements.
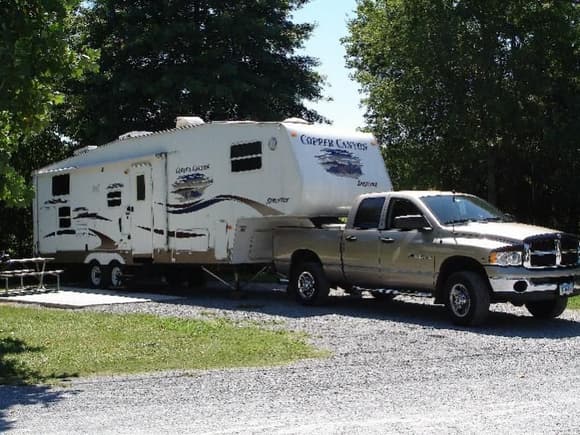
<box><xmin>444</xmin><ymin>271</ymin><xmax>490</xmax><ymax>326</ymax></box>
<box><xmin>108</xmin><ymin>261</ymin><xmax>123</xmax><ymax>289</ymax></box>
<box><xmin>88</xmin><ymin>261</ymin><xmax>105</xmax><ymax>289</ymax></box>
<box><xmin>289</xmin><ymin>262</ymin><xmax>330</xmax><ymax>306</ymax></box>
<box><xmin>370</xmin><ymin>291</ymin><xmax>395</xmax><ymax>302</ymax></box>
<box><xmin>525</xmin><ymin>297</ymin><xmax>568</xmax><ymax>319</ymax></box>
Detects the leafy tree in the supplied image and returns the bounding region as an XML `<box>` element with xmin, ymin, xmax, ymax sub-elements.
<box><xmin>344</xmin><ymin>0</ymin><xmax>580</xmax><ymax>231</ymax></box>
<box><xmin>0</xmin><ymin>0</ymin><xmax>94</xmax><ymax>208</ymax></box>
<box><xmin>65</xmin><ymin>0</ymin><xmax>324</xmax><ymax>145</ymax></box>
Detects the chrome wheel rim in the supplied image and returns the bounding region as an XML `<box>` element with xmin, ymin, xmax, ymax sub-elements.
<box><xmin>90</xmin><ymin>265</ymin><xmax>102</xmax><ymax>287</ymax></box>
<box><xmin>110</xmin><ymin>266</ymin><xmax>122</xmax><ymax>288</ymax></box>
<box><xmin>449</xmin><ymin>283</ymin><xmax>471</xmax><ymax>317</ymax></box>
<box><xmin>297</xmin><ymin>271</ymin><xmax>316</xmax><ymax>300</ymax></box>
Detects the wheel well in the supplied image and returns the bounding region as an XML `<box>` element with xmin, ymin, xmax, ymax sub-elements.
<box><xmin>435</xmin><ymin>256</ymin><xmax>490</xmax><ymax>303</ymax></box>
<box><xmin>289</xmin><ymin>250</ymin><xmax>322</xmax><ymax>278</ymax></box>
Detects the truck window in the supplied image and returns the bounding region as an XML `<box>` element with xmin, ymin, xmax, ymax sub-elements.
<box><xmin>52</xmin><ymin>174</ymin><xmax>70</xmax><ymax>196</ymax></box>
<box><xmin>353</xmin><ymin>197</ymin><xmax>385</xmax><ymax>229</ymax></box>
<box><xmin>386</xmin><ymin>199</ymin><xmax>422</xmax><ymax>229</ymax></box>
<box><xmin>231</xmin><ymin>141</ymin><xmax>262</xmax><ymax>172</ymax></box>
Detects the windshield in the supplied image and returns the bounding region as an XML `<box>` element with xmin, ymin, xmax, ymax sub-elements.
<box><xmin>421</xmin><ymin>194</ymin><xmax>508</xmax><ymax>226</ymax></box>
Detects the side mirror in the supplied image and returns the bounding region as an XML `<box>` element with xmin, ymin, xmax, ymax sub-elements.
<box><xmin>393</xmin><ymin>214</ymin><xmax>431</xmax><ymax>231</ymax></box>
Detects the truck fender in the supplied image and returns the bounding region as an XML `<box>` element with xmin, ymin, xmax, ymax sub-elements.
<box><xmin>435</xmin><ymin>256</ymin><xmax>490</xmax><ymax>304</ymax></box>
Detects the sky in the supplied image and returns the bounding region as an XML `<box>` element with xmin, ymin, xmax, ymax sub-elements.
<box><xmin>292</xmin><ymin>0</ymin><xmax>365</xmax><ymax>131</ymax></box>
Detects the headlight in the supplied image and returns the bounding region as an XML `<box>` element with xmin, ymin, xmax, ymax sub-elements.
<box><xmin>489</xmin><ymin>250</ymin><xmax>523</xmax><ymax>266</ymax></box>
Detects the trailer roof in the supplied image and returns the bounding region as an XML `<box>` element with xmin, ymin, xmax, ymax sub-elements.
<box><xmin>34</xmin><ymin>120</ymin><xmax>377</xmax><ymax>175</ymax></box>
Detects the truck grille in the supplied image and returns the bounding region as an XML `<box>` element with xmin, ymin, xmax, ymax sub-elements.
<box><xmin>524</xmin><ymin>234</ymin><xmax>580</xmax><ymax>269</ymax></box>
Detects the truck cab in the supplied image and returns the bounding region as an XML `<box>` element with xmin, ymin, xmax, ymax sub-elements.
<box><xmin>274</xmin><ymin>191</ymin><xmax>580</xmax><ymax>326</ymax></box>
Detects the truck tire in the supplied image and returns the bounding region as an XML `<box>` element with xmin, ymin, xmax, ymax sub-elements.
<box><xmin>444</xmin><ymin>271</ymin><xmax>490</xmax><ymax>326</ymax></box>
<box><xmin>525</xmin><ymin>297</ymin><xmax>568</xmax><ymax>319</ymax></box>
<box><xmin>88</xmin><ymin>261</ymin><xmax>104</xmax><ymax>288</ymax></box>
<box><xmin>289</xmin><ymin>262</ymin><xmax>330</xmax><ymax>306</ymax></box>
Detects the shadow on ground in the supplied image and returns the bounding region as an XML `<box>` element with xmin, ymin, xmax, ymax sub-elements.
<box><xmin>151</xmin><ymin>281</ymin><xmax>580</xmax><ymax>340</ymax></box>
<box><xmin>0</xmin><ymin>338</ymin><xmax>69</xmax><ymax>431</ymax></box>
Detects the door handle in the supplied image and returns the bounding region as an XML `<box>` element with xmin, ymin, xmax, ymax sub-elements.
<box><xmin>345</xmin><ymin>235</ymin><xmax>357</xmax><ymax>241</ymax></box>
<box><xmin>380</xmin><ymin>237</ymin><xmax>395</xmax><ymax>244</ymax></box>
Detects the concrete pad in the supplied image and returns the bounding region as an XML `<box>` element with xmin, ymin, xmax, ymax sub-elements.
<box><xmin>0</xmin><ymin>287</ymin><xmax>183</xmax><ymax>308</ymax></box>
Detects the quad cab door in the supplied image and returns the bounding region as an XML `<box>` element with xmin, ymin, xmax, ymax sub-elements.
<box><xmin>341</xmin><ymin>196</ymin><xmax>386</xmax><ymax>287</ymax></box>
<box><xmin>129</xmin><ymin>163</ymin><xmax>154</xmax><ymax>257</ymax></box>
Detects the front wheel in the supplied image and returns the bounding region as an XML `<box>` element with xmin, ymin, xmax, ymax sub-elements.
<box><xmin>525</xmin><ymin>297</ymin><xmax>568</xmax><ymax>319</ymax></box>
<box><xmin>88</xmin><ymin>261</ymin><xmax>104</xmax><ymax>288</ymax></box>
<box><xmin>289</xmin><ymin>262</ymin><xmax>330</xmax><ymax>306</ymax></box>
<box><xmin>444</xmin><ymin>271</ymin><xmax>490</xmax><ymax>326</ymax></box>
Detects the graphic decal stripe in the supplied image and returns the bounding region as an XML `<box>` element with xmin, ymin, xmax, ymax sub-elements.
<box><xmin>136</xmin><ymin>226</ymin><xmax>206</xmax><ymax>239</ymax></box>
<box><xmin>167</xmin><ymin>195</ymin><xmax>282</xmax><ymax>216</ymax></box>
<box><xmin>74</xmin><ymin>212</ymin><xmax>112</xmax><ymax>221</ymax></box>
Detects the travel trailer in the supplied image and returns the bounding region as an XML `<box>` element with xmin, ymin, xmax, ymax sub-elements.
<box><xmin>33</xmin><ymin>118</ymin><xmax>392</xmax><ymax>288</ymax></box>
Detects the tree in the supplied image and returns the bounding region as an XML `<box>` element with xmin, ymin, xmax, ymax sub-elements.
<box><xmin>344</xmin><ymin>0</ymin><xmax>580</xmax><ymax>231</ymax></box>
<box><xmin>64</xmin><ymin>0</ymin><xmax>324</xmax><ymax>145</ymax></box>
<box><xmin>0</xmin><ymin>0</ymin><xmax>93</xmax><ymax>208</ymax></box>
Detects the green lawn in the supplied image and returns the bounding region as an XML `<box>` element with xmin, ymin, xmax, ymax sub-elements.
<box><xmin>569</xmin><ymin>296</ymin><xmax>580</xmax><ymax>310</ymax></box>
<box><xmin>0</xmin><ymin>304</ymin><xmax>324</xmax><ymax>385</ymax></box>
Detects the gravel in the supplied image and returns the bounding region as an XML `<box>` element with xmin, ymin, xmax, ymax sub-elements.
<box><xmin>1</xmin><ymin>283</ymin><xmax>580</xmax><ymax>434</ymax></box>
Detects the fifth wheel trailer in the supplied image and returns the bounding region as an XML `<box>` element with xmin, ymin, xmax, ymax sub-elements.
<box><xmin>33</xmin><ymin>118</ymin><xmax>392</xmax><ymax>288</ymax></box>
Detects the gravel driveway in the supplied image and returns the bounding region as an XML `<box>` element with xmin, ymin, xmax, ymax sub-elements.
<box><xmin>1</xmin><ymin>284</ymin><xmax>579</xmax><ymax>434</ymax></box>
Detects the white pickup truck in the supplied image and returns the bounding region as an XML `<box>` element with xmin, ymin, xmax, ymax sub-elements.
<box><xmin>273</xmin><ymin>191</ymin><xmax>580</xmax><ymax>326</ymax></box>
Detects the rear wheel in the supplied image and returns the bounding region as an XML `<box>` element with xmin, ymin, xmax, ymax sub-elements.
<box><xmin>108</xmin><ymin>261</ymin><xmax>123</xmax><ymax>289</ymax></box>
<box><xmin>289</xmin><ymin>262</ymin><xmax>330</xmax><ymax>306</ymax></box>
<box><xmin>525</xmin><ymin>297</ymin><xmax>568</xmax><ymax>319</ymax></box>
<box><xmin>444</xmin><ymin>271</ymin><xmax>490</xmax><ymax>326</ymax></box>
<box><xmin>88</xmin><ymin>261</ymin><xmax>104</xmax><ymax>288</ymax></box>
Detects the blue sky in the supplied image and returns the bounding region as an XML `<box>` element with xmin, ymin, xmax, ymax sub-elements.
<box><xmin>293</xmin><ymin>0</ymin><xmax>365</xmax><ymax>131</ymax></box>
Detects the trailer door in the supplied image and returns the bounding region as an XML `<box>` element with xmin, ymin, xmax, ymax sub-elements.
<box><xmin>129</xmin><ymin>164</ymin><xmax>154</xmax><ymax>257</ymax></box>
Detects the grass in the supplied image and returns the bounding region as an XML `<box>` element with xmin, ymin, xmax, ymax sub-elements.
<box><xmin>568</xmin><ymin>296</ymin><xmax>580</xmax><ymax>310</ymax></box>
<box><xmin>0</xmin><ymin>305</ymin><xmax>325</xmax><ymax>385</ymax></box>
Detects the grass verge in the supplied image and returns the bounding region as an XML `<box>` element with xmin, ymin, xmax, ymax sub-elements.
<box><xmin>0</xmin><ymin>305</ymin><xmax>325</xmax><ymax>385</ymax></box>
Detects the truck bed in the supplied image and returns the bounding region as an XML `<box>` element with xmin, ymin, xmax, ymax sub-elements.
<box><xmin>273</xmin><ymin>226</ymin><xmax>344</xmax><ymax>282</ymax></box>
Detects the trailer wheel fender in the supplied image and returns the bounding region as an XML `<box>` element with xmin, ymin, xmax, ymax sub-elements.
<box><xmin>84</xmin><ymin>253</ymin><xmax>126</xmax><ymax>266</ymax></box>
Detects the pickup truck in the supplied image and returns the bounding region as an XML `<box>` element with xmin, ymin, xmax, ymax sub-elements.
<box><xmin>273</xmin><ymin>191</ymin><xmax>580</xmax><ymax>325</ymax></box>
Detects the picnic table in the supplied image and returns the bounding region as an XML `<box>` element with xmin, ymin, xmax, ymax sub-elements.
<box><xmin>0</xmin><ymin>257</ymin><xmax>63</xmax><ymax>293</ymax></box>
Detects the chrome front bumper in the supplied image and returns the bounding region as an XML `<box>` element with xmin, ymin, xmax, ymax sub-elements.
<box><xmin>485</xmin><ymin>265</ymin><xmax>580</xmax><ymax>300</ymax></box>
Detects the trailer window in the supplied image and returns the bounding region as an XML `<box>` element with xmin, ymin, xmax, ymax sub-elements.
<box><xmin>52</xmin><ymin>174</ymin><xmax>70</xmax><ymax>196</ymax></box>
<box><xmin>136</xmin><ymin>175</ymin><xmax>145</xmax><ymax>200</ymax></box>
<box><xmin>58</xmin><ymin>206</ymin><xmax>71</xmax><ymax>228</ymax></box>
<box><xmin>353</xmin><ymin>197</ymin><xmax>385</xmax><ymax>230</ymax></box>
<box><xmin>231</xmin><ymin>141</ymin><xmax>262</xmax><ymax>172</ymax></box>
<box><xmin>107</xmin><ymin>191</ymin><xmax>122</xmax><ymax>207</ymax></box>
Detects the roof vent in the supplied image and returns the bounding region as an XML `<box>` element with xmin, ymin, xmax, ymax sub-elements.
<box><xmin>283</xmin><ymin>117</ymin><xmax>310</xmax><ymax>125</ymax></box>
<box><xmin>73</xmin><ymin>145</ymin><xmax>98</xmax><ymax>156</ymax></box>
<box><xmin>118</xmin><ymin>131</ymin><xmax>152</xmax><ymax>140</ymax></box>
<box><xmin>176</xmin><ymin>116</ymin><xmax>205</xmax><ymax>128</ymax></box>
